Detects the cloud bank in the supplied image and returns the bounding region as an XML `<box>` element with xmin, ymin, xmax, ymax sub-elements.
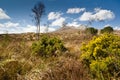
<box><xmin>0</xmin><ymin>21</ymin><xmax>56</xmax><ymax>34</ymax></box>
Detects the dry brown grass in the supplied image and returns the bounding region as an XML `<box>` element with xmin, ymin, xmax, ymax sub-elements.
<box><xmin>0</xmin><ymin>29</ymin><xmax>98</xmax><ymax>80</ymax></box>
<box><xmin>23</xmin><ymin>57</ymin><xmax>90</xmax><ymax>80</ymax></box>
<box><xmin>41</xmin><ymin>57</ymin><xmax>90</xmax><ymax>80</ymax></box>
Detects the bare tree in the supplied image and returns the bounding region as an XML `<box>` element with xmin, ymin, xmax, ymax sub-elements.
<box><xmin>32</xmin><ymin>1</ymin><xmax>45</xmax><ymax>40</ymax></box>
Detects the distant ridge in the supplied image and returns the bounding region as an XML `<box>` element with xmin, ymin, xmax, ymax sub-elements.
<box><xmin>53</xmin><ymin>25</ymin><xmax>87</xmax><ymax>33</ymax></box>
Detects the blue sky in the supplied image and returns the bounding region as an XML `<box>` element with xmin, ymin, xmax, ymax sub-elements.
<box><xmin>0</xmin><ymin>0</ymin><xmax>120</xmax><ymax>33</ymax></box>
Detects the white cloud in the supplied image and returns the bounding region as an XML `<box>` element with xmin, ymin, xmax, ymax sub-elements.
<box><xmin>41</xmin><ymin>26</ymin><xmax>56</xmax><ymax>33</ymax></box>
<box><xmin>114</xmin><ymin>26</ymin><xmax>120</xmax><ymax>30</ymax></box>
<box><xmin>94</xmin><ymin>9</ymin><xmax>115</xmax><ymax>21</ymax></box>
<box><xmin>22</xmin><ymin>25</ymin><xmax>36</xmax><ymax>33</ymax></box>
<box><xmin>67</xmin><ymin>8</ymin><xmax>85</xmax><ymax>14</ymax></box>
<box><xmin>0</xmin><ymin>22</ymin><xmax>20</xmax><ymax>28</ymax></box>
<box><xmin>48</xmin><ymin>12</ymin><xmax>62</xmax><ymax>20</ymax></box>
<box><xmin>48</xmin><ymin>27</ymin><xmax>56</xmax><ymax>32</ymax></box>
<box><xmin>0</xmin><ymin>22</ymin><xmax>56</xmax><ymax>34</ymax></box>
<box><xmin>51</xmin><ymin>17</ymin><xmax>65</xmax><ymax>27</ymax></box>
<box><xmin>4</xmin><ymin>22</ymin><xmax>19</xmax><ymax>27</ymax></box>
<box><xmin>67</xmin><ymin>22</ymin><xmax>80</xmax><ymax>27</ymax></box>
<box><xmin>66</xmin><ymin>22</ymin><xmax>86</xmax><ymax>30</ymax></box>
<box><xmin>0</xmin><ymin>21</ymin><xmax>20</xmax><ymax>34</ymax></box>
<box><xmin>0</xmin><ymin>24</ymin><xmax>4</xmax><ymax>27</ymax></box>
<box><xmin>0</xmin><ymin>8</ymin><xmax>10</xmax><ymax>19</ymax></box>
<box><xmin>48</xmin><ymin>11</ymin><xmax>66</xmax><ymax>27</ymax></box>
<box><xmin>80</xmin><ymin>8</ymin><xmax>115</xmax><ymax>22</ymax></box>
<box><xmin>22</xmin><ymin>25</ymin><xmax>56</xmax><ymax>33</ymax></box>
<box><xmin>94</xmin><ymin>8</ymin><xmax>101</xmax><ymax>12</ymax></box>
<box><xmin>79</xmin><ymin>12</ymin><xmax>93</xmax><ymax>21</ymax></box>
<box><xmin>104</xmin><ymin>24</ymin><xmax>111</xmax><ymax>27</ymax></box>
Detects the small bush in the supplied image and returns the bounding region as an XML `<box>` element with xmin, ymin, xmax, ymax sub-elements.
<box><xmin>80</xmin><ymin>34</ymin><xmax>120</xmax><ymax>79</ymax></box>
<box><xmin>31</xmin><ymin>36</ymin><xmax>66</xmax><ymax>58</ymax></box>
<box><xmin>101</xmin><ymin>26</ymin><xmax>113</xmax><ymax>33</ymax></box>
<box><xmin>85</xmin><ymin>27</ymin><xmax>98</xmax><ymax>35</ymax></box>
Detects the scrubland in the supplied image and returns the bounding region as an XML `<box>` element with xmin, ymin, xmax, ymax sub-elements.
<box><xmin>0</xmin><ymin>27</ymin><xmax>120</xmax><ymax>80</ymax></box>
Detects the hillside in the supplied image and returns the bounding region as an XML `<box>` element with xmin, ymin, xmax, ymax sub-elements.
<box><xmin>0</xmin><ymin>27</ymin><xmax>120</xmax><ymax>80</ymax></box>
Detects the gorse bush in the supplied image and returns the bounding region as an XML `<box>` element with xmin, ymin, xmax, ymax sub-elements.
<box><xmin>85</xmin><ymin>27</ymin><xmax>98</xmax><ymax>35</ymax></box>
<box><xmin>32</xmin><ymin>35</ymin><xmax>66</xmax><ymax>57</ymax></box>
<box><xmin>80</xmin><ymin>33</ymin><xmax>120</xmax><ymax>79</ymax></box>
<box><xmin>101</xmin><ymin>26</ymin><xmax>113</xmax><ymax>33</ymax></box>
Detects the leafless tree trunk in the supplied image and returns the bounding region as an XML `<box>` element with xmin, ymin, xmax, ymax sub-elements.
<box><xmin>32</xmin><ymin>2</ymin><xmax>45</xmax><ymax>40</ymax></box>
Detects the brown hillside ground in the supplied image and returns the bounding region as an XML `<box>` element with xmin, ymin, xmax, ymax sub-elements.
<box><xmin>0</xmin><ymin>27</ymin><xmax>119</xmax><ymax>80</ymax></box>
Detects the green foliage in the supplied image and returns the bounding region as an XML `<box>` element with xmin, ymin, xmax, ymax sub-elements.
<box><xmin>80</xmin><ymin>33</ymin><xmax>120</xmax><ymax>79</ymax></box>
<box><xmin>31</xmin><ymin>35</ymin><xmax>66</xmax><ymax>58</ymax></box>
<box><xmin>85</xmin><ymin>27</ymin><xmax>98</xmax><ymax>35</ymax></box>
<box><xmin>101</xmin><ymin>26</ymin><xmax>113</xmax><ymax>33</ymax></box>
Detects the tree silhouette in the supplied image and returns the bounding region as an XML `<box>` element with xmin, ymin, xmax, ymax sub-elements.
<box><xmin>32</xmin><ymin>1</ymin><xmax>45</xmax><ymax>40</ymax></box>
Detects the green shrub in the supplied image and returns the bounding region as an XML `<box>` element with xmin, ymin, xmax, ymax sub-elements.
<box><xmin>31</xmin><ymin>36</ymin><xmax>66</xmax><ymax>58</ymax></box>
<box><xmin>80</xmin><ymin>34</ymin><xmax>120</xmax><ymax>79</ymax></box>
<box><xmin>85</xmin><ymin>27</ymin><xmax>98</xmax><ymax>35</ymax></box>
<box><xmin>101</xmin><ymin>26</ymin><xmax>113</xmax><ymax>33</ymax></box>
